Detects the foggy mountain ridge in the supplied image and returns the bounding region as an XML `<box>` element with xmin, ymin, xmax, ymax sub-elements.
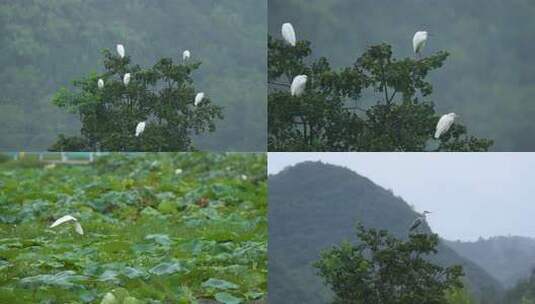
<box><xmin>269</xmin><ymin>161</ymin><xmax>503</xmax><ymax>304</ymax></box>
<box><xmin>444</xmin><ymin>236</ymin><xmax>535</xmax><ymax>288</ymax></box>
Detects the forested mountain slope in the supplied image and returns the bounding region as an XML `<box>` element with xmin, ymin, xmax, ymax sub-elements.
<box><xmin>446</xmin><ymin>236</ymin><xmax>535</xmax><ymax>288</ymax></box>
<box><xmin>268</xmin><ymin>161</ymin><xmax>502</xmax><ymax>304</ymax></box>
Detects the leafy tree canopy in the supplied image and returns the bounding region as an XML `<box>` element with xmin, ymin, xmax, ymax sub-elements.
<box><xmin>314</xmin><ymin>224</ymin><xmax>464</xmax><ymax>304</ymax></box>
<box><xmin>268</xmin><ymin>36</ymin><xmax>493</xmax><ymax>151</ymax></box>
<box><xmin>50</xmin><ymin>50</ymin><xmax>222</xmax><ymax>151</ymax></box>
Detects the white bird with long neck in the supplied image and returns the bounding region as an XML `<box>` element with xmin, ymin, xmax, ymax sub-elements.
<box><xmin>282</xmin><ymin>23</ymin><xmax>297</xmax><ymax>46</ymax></box>
<box><xmin>183</xmin><ymin>50</ymin><xmax>191</xmax><ymax>61</ymax></box>
<box><xmin>123</xmin><ymin>73</ymin><xmax>131</xmax><ymax>86</ymax></box>
<box><xmin>194</xmin><ymin>92</ymin><xmax>205</xmax><ymax>106</ymax></box>
<box><xmin>97</xmin><ymin>79</ymin><xmax>104</xmax><ymax>89</ymax></box>
<box><xmin>435</xmin><ymin>113</ymin><xmax>457</xmax><ymax>139</ymax></box>
<box><xmin>413</xmin><ymin>31</ymin><xmax>428</xmax><ymax>55</ymax></box>
<box><xmin>116</xmin><ymin>44</ymin><xmax>125</xmax><ymax>58</ymax></box>
<box><xmin>50</xmin><ymin>215</ymin><xmax>84</xmax><ymax>235</ymax></box>
<box><xmin>409</xmin><ymin>211</ymin><xmax>431</xmax><ymax>232</ymax></box>
<box><xmin>135</xmin><ymin>121</ymin><xmax>146</xmax><ymax>137</ymax></box>
<box><xmin>291</xmin><ymin>75</ymin><xmax>307</xmax><ymax>97</ymax></box>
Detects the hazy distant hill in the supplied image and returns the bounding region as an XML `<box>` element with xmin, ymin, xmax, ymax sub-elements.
<box><xmin>445</xmin><ymin>236</ymin><xmax>535</xmax><ymax>288</ymax></box>
<box><xmin>268</xmin><ymin>161</ymin><xmax>503</xmax><ymax>304</ymax></box>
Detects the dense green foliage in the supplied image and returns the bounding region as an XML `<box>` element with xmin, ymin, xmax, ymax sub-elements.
<box><xmin>505</xmin><ymin>271</ymin><xmax>535</xmax><ymax>304</ymax></box>
<box><xmin>445</xmin><ymin>237</ymin><xmax>535</xmax><ymax>288</ymax></box>
<box><xmin>315</xmin><ymin>224</ymin><xmax>464</xmax><ymax>303</ymax></box>
<box><xmin>0</xmin><ymin>0</ymin><xmax>266</xmax><ymax>151</ymax></box>
<box><xmin>0</xmin><ymin>153</ymin><xmax>267</xmax><ymax>303</ymax></box>
<box><xmin>268</xmin><ymin>161</ymin><xmax>502</xmax><ymax>304</ymax></box>
<box><xmin>49</xmin><ymin>49</ymin><xmax>222</xmax><ymax>151</ymax></box>
<box><xmin>446</xmin><ymin>288</ymin><xmax>477</xmax><ymax>304</ymax></box>
<box><xmin>269</xmin><ymin>0</ymin><xmax>535</xmax><ymax>151</ymax></box>
<box><xmin>268</xmin><ymin>36</ymin><xmax>492</xmax><ymax>151</ymax></box>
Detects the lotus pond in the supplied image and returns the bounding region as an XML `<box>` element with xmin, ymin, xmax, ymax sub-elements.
<box><xmin>0</xmin><ymin>153</ymin><xmax>267</xmax><ymax>303</ymax></box>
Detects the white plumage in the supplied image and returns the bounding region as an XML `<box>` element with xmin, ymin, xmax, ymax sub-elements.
<box><xmin>413</xmin><ymin>31</ymin><xmax>428</xmax><ymax>54</ymax></box>
<box><xmin>194</xmin><ymin>92</ymin><xmax>205</xmax><ymax>106</ymax></box>
<box><xmin>97</xmin><ymin>79</ymin><xmax>104</xmax><ymax>89</ymax></box>
<box><xmin>116</xmin><ymin>44</ymin><xmax>125</xmax><ymax>58</ymax></box>
<box><xmin>281</xmin><ymin>23</ymin><xmax>297</xmax><ymax>46</ymax></box>
<box><xmin>135</xmin><ymin>121</ymin><xmax>146</xmax><ymax>137</ymax></box>
<box><xmin>123</xmin><ymin>73</ymin><xmax>131</xmax><ymax>86</ymax></box>
<box><xmin>183</xmin><ymin>50</ymin><xmax>191</xmax><ymax>61</ymax></box>
<box><xmin>435</xmin><ymin>113</ymin><xmax>457</xmax><ymax>139</ymax></box>
<box><xmin>290</xmin><ymin>75</ymin><xmax>307</xmax><ymax>97</ymax></box>
<box><xmin>50</xmin><ymin>215</ymin><xmax>84</xmax><ymax>235</ymax></box>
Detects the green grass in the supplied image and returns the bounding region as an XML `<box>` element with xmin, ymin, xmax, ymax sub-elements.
<box><xmin>0</xmin><ymin>153</ymin><xmax>267</xmax><ymax>303</ymax></box>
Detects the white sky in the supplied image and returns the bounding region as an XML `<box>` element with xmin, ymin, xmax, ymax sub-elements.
<box><xmin>268</xmin><ymin>152</ymin><xmax>535</xmax><ymax>241</ymax></box>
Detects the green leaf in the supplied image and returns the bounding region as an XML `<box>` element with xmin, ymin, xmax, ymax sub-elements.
<box><xmin>19</xmin><ymin>270</ymin><xmax>87</xmax><ymax>288</ymax></box>
<box><xmin>214</xmin><ymin>292</ymin><xmax>242</xmax><ymax>304</ymax></box>
<box><xmin>149</xmin><ymin>261</ymin><xmax>184</xmax><ymax>275</ymax></box>
<box><xmin>201</xmin><ymin>278</ymin><xmax>239</xmax><ymax>290</ymax></box>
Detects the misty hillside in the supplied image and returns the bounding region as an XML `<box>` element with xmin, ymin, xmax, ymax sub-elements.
<box><xmin>269</xmin><ymin>0</ymin><xmax>535</xmax><ymax>151</ymax></box>
<box><xmin>0</xmin><ymin>0</ymin><xmax>266</xmax><ymax>151</ymax></box>
<box><xmin>268</xmin><ymin>161</ymin><xmax>502</xmax><ymax>304</ymax></box>
<box><xmin>445</xmin><ymin>236</ymin><xmax>535</xmax><ymax>288</ymax></box>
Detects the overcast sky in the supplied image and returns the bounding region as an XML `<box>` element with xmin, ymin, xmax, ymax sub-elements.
<box><xmin>268</xmin><ymin>152</ymin><xmax>535</xmax><ymax>241</ymax></box>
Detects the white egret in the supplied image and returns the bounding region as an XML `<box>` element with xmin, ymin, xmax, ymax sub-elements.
<box><xmin>412</xmin><ymin>31</ymin><xmax>428</xmax><ymax>54</ymax></box>
<box><xmin>135</xmin><ymin>121</ymin><xmax>146</xmax><ymax>137</ymax></box>
<box><xmin>183</xmin><ymin>50</ymin><xmax>191</xmax><ymax>61</ymax></box>
<box><xmin>409</xmin><ymin>211</ymin><xmax>431</xmax><ymax>232</ymax></box>
<box><xmin>290</xmin><ymin>75</ymin><xmax>307</xmax><ymax>97</ymax></box>
<box><xmin>116</xmin><ymin>44</ymin><xmax>125</xmax><ymax>58</ymax></box>
<box><xmin>434</xmin><ymin>113</ymin><xmax>457</xmax><ymax>139</ymax></box>
<box><xmin>194</xmin><ymin>92</ymin><xmax>205</xmax><ymax>106</ymax></box>
<box><xmin>50</xmin><ymin>215</ymin><xmax>84</xmax><ymax>235</ymax></box>
<box><xmin>282</xmin><ymin>23</ymin><xmax>297</xmax><ymax>46</ymax></box>
<box><xmin>123</xmin><ymin>73</ymin><xmax>131</xmax><ymax>86</ymax></box>
<box><xmin>97</xmin><ymin>79</ymin><xmax>104</xmax><ymax>89</ymax></box>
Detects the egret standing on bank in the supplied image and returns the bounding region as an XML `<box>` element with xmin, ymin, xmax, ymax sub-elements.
<box><xmin>282</xmin><ymin>23</ymin><xmax>297</xmax><ymax>46</ymax></box>
<box><xmin>123</xmin><ymin>73</ymin><xmax>131</xmax><ymax>86</ymax></box>
<box><xmin>409</xmin><ymin>211</ymin><xmax>431</xmax><ymax>232</ymax></box>
<box><xmin>135</xmin><ymin>121</ymin><xmax>146</xmax><ymax>137</ymax></box>
<box><xmin>194</xmin><ymin>92</ymin><xmax>205</xmax><ymax>106</ymax></box>
<box><xmin>117</xmin><ymin>44</ymin><xmax>125</xmax><ymax>58</ymax></box>
<box><xmin>413</xmin><ymin>31</ymin><xmax>428</xmax><ymax>55</ymax></box>
<box><xmin>435</xmin><ymin>113</ymin><xmax>457</xmax><ymax>139</ymax></box>
<box><xmin>97</xmin><ymin>79</ymin><xmax>104</xmax><ymax>89</ymax></box>
<box><xmin>183</xmin><ymin>50</ymin><xmax>191</xmax><ymax>61</ymax></box>
<box><xmin>291</xmin><ymin>75</ymin><xmax>307</xmax><ymax>97</ymax></box>
<box><xmin>50</xmin><ymin>215</ymin><xmax>84</xmax><ymax>235</ymax></box>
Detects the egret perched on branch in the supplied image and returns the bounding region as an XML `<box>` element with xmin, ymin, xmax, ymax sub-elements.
<box><xmin>435</xmin><ymin>113</ymin><xmax>457</xmax><ymax>139</ymax></box>
<box><xmin>97</xmin><ymin>79</ymin><xmax>104</xmax><ymax>89</ymax></box>
<box><xmin>412</xmin><ymin>31</ymin><xmax>428</xmax><ymax>55</ymax></box>
<box><xmin>291</xmin><ymin>75</ymin><xmax>307</xmax><ymax>97</ymax></box>
<box><xmin>282</xmin><ymin>23</ymin><xmax>297</xmax><ymax>46</ymax></box>
<box><xmin>50</xmin><ymin>215</ymin><xmax>84</xmax><ymax>235</ymax></box>
<box><xmin>194</xmin><ymin>92</ymin><xmax>205</xmax><ymax>106</ymax></box>
<box><xmin>123</xmin><ymin>73</ymin><xmax>131</xmax><ymax>86</ymax></box>
<box><xmin>409</xmin><ymin>211</ymin><xmax>431</xmax><ymax>232</ymax></box>
<box><xmin>116</xmin><ymin>44</ymin><xmax>125</xmax><ymax>58</ymax></box>
<box><xmin>135</xmin><ymin>121</ymin><xmax>146</xmax><ymax>137</ymax></box>
<box><xmin>183</xmin><ymin>50</ymin><xmax>191</xmax><ymax>61</ymax></box>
